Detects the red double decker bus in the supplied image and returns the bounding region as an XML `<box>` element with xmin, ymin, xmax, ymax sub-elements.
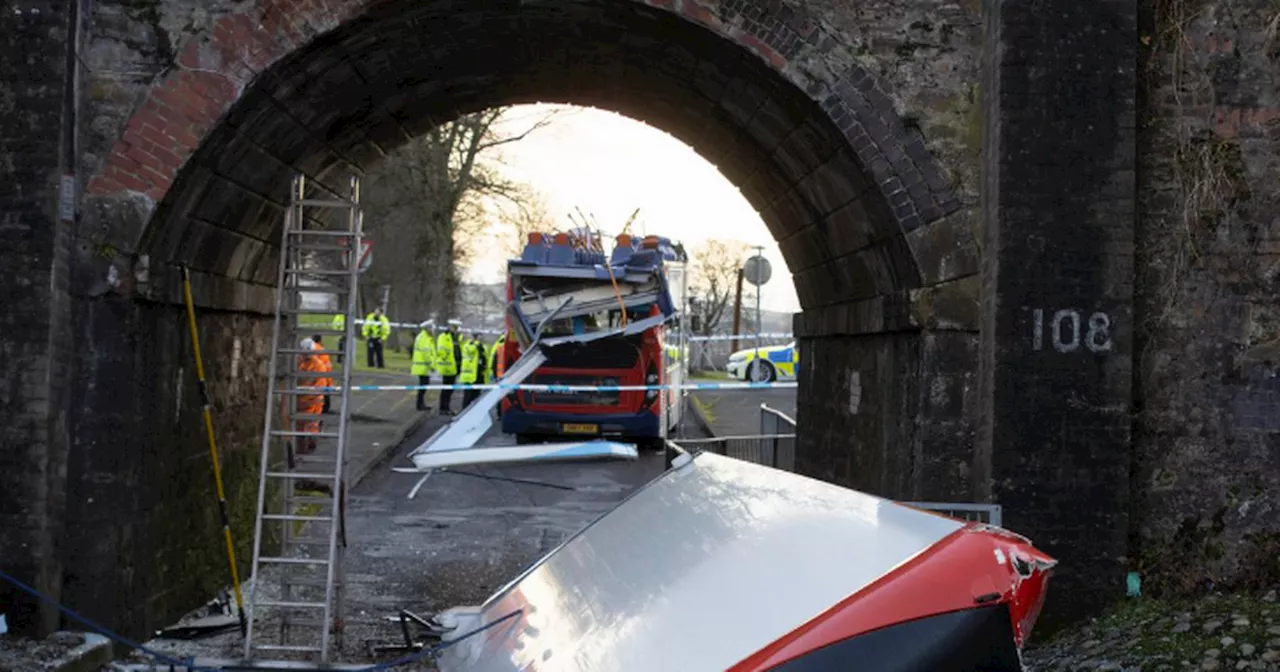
<box><xmin>498</xmin><ymin>231</ymin><xmax>687</xmax><ymax>450</ymax></box>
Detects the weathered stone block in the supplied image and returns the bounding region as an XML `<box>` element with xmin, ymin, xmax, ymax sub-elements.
<box><xmin>0</xmin><ymin>0</ymin><xmax>74</xmax><ymax>638</ymax></box>
<box><xmin>977</xmin><ymin>0</ymin><xmax>1137</xmax><ymax>627</ymax></box>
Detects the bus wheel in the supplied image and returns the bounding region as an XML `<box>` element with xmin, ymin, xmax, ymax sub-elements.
<box><xmin>749</xmin><ymin>360</ymin><xmax>776</xmax><ymax>383</ymax></box>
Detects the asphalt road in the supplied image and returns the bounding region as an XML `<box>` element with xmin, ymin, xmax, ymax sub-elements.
<box><xmin>337</xmin><ymin>419</ymin><xmax>670</xmax><ymax>658</ymax></box>
<box><xmin>125</xmin><ymin>407</ymin><xmax>716</xmax><ymax>668</ymax></box>
<box><xmin>689</xmin><ymin>383</ymin><xmax>797</xmax><ymax>437</ymax></box>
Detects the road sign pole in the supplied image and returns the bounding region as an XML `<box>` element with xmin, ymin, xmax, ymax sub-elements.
<box><xmin>741</xmin><ymin>246</ymin><xmax>771</xmax><ymax>382</ymax></box>
<box><xmin>754</xmin><ymin>247</ymin><xmax>763</xmax><ymax>380</ymax></box>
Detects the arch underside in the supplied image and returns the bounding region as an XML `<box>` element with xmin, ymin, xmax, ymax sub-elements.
<box><xmin>141</xmin><ymin>0</ymin><xmax>963</xmax><ymax>318</ymax></box>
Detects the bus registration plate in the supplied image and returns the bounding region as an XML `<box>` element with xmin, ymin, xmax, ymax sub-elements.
<box><xmin>562</xmin><ymin>423</ymin><xmax>599</xmax><ymax>434</ymax></box>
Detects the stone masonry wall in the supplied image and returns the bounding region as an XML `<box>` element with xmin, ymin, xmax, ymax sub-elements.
<box><xmin>978</xmin><ymin>0</ymin><xmax>1137</xmax><ymax>626</ymax></box>
<box><xmin>796</xmin><ymin>329</ymin><xmax>977</xmax><ymax>503</ymax></box>
<box><xmin>62</xmin><ymin>296</ymin><xmax>273</xmax><ymax>634</ymax></box>
<box><xmin>791</xmin><ymin>0</ymin><xmax>985</xmax><ymax>520</ymax></box>
<box><xmin>1133</xmin><ymin>0</ymin><xmax>1280</xmax><ymax>594</ymax></box>
<box><xmin>0</xmin><ymin>1</ymin><xmax>75</xmax><ymax>636</ymax></box>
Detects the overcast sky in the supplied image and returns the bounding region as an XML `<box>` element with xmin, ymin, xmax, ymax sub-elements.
<box><xmin>464</xmin><ymin>104</ymin><xmax>802</xmax><ymax>314</ymax></box>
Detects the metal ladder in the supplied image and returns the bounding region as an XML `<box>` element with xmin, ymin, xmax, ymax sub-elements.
<box><xmin>244</xmin><ymin>174</ymin><xmax>363</xmax><ymax>663</ymax></box>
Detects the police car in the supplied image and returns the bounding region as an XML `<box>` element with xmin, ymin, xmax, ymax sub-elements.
<box><xmin>725</xmin><ymin>341</ymin><xmax>798</xmax><ymax>382</ymax></box>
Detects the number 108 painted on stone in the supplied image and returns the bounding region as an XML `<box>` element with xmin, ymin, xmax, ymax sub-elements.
<box><xmin>1031</xmin><ymin>309</ymin><xmax>1113</xmax><ymax>353</ymax></box>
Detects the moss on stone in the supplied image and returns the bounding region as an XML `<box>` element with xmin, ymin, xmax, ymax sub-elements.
<box><xmin>1027</xmin><ymin>590</ymin><xmax>1280</xmax><ymax>668</ymax></box>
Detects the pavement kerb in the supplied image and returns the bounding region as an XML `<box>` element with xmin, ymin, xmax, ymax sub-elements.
<box><xmin>349</xmin><ymin>412</ymin><xmax>430</xmax><ymax>487</ymax></box>
<box><xmin>686</xmin><ymin>394</ymin><xmax>718</xmax><ymax>439</ymax></box>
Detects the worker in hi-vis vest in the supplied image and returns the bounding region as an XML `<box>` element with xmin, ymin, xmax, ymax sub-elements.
<box><xmin>295</xmin><ymin>338</ymin><xmax>324</xmax><ymax>451</ymax></box>
<box><xmin>312</xmin><ymin>334</ymin><xmax>334</xmax><ymax>414</ymax></box>
<box><xmin>459</xmin><ymin>332</ymin><xmax>482</xmax><ymax>410</ymax></box>
<box><xmin>476</xmin><ymin>332</ymin><xmax>489</xmax><ymax>383</ymax></box>
<box><xmin>411</xmin><ymin>320</ymin><xmax>437</xmax><ymax>412</ymax></box>
<box><xmin>488</xmin><ymin>332</ymin><xmax>506</xmax><ymax>419</ymax></box>
<box><xmin>331</xmin><ymin>313</ymin><xmax>346</xmax><ymax>364</ymax></box>
<box><xmin>362</xmin><ymin>306</ymin><xmax>391</xmax><ymax>369</ymax></box>
<box><xmin>436</xmin><ymin>320</ymin><xmax>462</xmax><ymax>415</ymax></box>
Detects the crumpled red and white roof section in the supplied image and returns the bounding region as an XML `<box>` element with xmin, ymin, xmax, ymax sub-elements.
<box><xmin>434</xmin><ymin>452</ymin><xmax>1055</xmax><ymax>672</ymax></box>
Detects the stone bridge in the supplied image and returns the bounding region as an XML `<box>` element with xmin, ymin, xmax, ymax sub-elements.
<box><xmin>5</xmin><ymin>0</ymin><xmax>1280</xmax><ymax>640</ymax></box>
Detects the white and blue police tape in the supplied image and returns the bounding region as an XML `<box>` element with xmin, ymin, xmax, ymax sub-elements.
<box><xmin>350</xmin><ymin>316</ymin><xmax>790</xmax><ymax>341</ymax></box>
<box><xmin>352</xmin><ymin>317</ymin><xmax>788</xmax><ymax>341</ymax></box>
<box><xmin>354</xmin><ymin>318</ymin><xmax>505</xmax><ymax>335</ymax></box>
<box><xmin>687</xmin><ymin>333</ymin><xmax>793</xmax><ymax>342</ymax></box>
<box><xmin>312</xmin><ymin>381</ymin><xmax>798</xmax><ymax>393</ymax></box>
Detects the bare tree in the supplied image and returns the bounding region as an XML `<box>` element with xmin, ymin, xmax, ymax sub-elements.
<box><xmin>489</xmin><ymin>186</ymin><xmax>559</xmax><ymax>258</ymax></box>
<box><xmin>362</xmin><ymin>107</ymin><xmax>561</xmax><ymax>320</ymax></box>
<box><xmin>688</xmin><ymin>239</ymin><xmax>752</xmax><ymax>335</ymax></box>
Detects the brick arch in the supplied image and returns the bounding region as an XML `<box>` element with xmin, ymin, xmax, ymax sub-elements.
<box><xmin>83</xmin><ymin>0</ymin><xmax>964</xmax><ymax>313</ymax></box>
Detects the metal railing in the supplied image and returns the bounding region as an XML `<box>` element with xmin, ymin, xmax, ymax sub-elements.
<box><xmin>671</xmin><ymin>433</ymin><xmax>797</xmax><ymax>471</ymax></box>
<box><xmin>675</xmin><ymin>403</ymin><xmax>1003</xmax><ymax>528</ymax></box>
<box><xmin>672</xmin><ymin>403</ymin><xmax>797</xmax><ymax>470</ymax></box>
<box><xmin>901</xmin><ymin>502</ymin><xmax>1002</xmax><ymax>528</ymax></box>
<box><xmin>760</xmin><ymin>403</ymin><xmax>795</xmax><ymax>434</ymax></box>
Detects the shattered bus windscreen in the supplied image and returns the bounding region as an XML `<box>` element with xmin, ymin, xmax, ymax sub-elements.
<box><xmin>525</xmin><ymin>373</ymin><xmax>622</xmax><ymax>406</ymax></box>
<box><xmin>539</xmin><ymin>335</ymin><xmax>643</xmax><ymax>368</ymax></box>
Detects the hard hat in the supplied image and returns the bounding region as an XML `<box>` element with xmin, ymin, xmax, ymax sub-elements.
<box><xmin>448</xmin><ymin>319</ymin><xmax>463</xmax><ymax>327</ymax></box>
<box><xmin>419</xmin><ymin>319</ymin><xmax>434</xmax><ymax>328</ymax></box>
<box><xmin>300</xmin><ymin>338</ymin><xmax>315</xmax><ymax>350</ymax></box>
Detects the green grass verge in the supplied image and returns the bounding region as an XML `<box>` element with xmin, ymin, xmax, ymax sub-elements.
<box><xmin>690</xmin><ymin>394</ymin><xmax>717</xmax><ymax>425</ymax></box>
<box><xmin>297</xmin><ymin>313</ymin><xmax>334</xmax><ymax>328</ymax></box>
<box><xmin>353</xmin><ymin>345</ymin><xmax>414</xmax><ymax>374</ymax></box>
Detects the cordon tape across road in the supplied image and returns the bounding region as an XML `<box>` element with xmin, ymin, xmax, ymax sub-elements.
<box><xmin>348</xmin><ymin>319</ymin><xmax>793</xmax><ymax>342</ymax></box>
<box><xmin>312</xmin><ymin>381</ymin><xmax>799</xmax><ymax>393</ymax></box>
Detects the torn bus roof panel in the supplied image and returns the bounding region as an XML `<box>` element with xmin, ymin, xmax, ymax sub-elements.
<box><xmin>406</xmin><ymin>348</ymin><xmax>547</xmax><ymax>456</ymax></box>
<box><xmin>515</xmin><ymin>284</ymin><xmax>664</xmax><ymax>324</ymax></box>
<box><xmin>398</xmin><ymin>441</ymin><xmax>638</xmax><ymax>472</ymax></box>
<box><xmin>507</xmin><ymin>232</ymin><xmax>683</xmax><ymax>332</ymax></box>
<box><xmin>510</xmin><ymin>269</ymin><xmax>673</xmax><ymax>322</ymax></box>
<box><xmin>432</xmin><ymin>452</ymin><xmax>1055</xmax><ymax>672</ymax></box>
<box><xmin>539</xmin><ymin>313</ymin><xmax>667</xmax><ymax>347</ymax></box>
<box><xmin>507</xmin><ymin>264</ymin><xmax>658</xmax><ymax>285</ymax></box>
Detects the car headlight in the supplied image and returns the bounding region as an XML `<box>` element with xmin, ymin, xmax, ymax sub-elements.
<box><xmin>728</xmin><ymin>353</ymin><xmax>746</xmax><ymax>363</ymax></box>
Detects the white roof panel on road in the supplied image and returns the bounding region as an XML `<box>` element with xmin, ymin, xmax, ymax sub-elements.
<box><xmin>434</xmin><ymin>452</ymin><xmax>964</xmax><ymax>672</ymax></box>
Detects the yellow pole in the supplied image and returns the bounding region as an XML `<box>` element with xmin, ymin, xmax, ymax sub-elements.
<box><xmin>181</xmin><ymin>265</ymin><xmax>248</xmax><ymax>637</ymax></box>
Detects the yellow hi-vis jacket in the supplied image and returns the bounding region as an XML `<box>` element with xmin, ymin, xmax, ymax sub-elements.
<box><xmin>411</xmin><ymin>330</ymin><xmax>436</xmax><ymax>377</ymax></box>
<box><xmin>435</xmin><ymin>332</ymin><xmax>459</xmax><ymax>376</ymax></box>
<box><xmin>487</xmin><ymin>334</ymin><xmax>505</xmax><ymax>382</ymax></box>
<box><xmin>362</xmin><ymin>312</ymin><xmax>391</xmax><ymax>339</ymax></box>
<box><xmin>459</xmin><ymin>339</ymin><xmax>480</xmax><ymax>385</ymax></box>
<box><xmin>331</xmin><ymin>313</ymin><xmax>346</xmax><ymax>332</ymax></box>
<box><xmin>477</xmin><ymin>341</ymin><xmax>492</xmax><ymax>383</ymax></box>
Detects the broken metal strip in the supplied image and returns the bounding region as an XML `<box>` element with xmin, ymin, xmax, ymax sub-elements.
<box><xmin>539</xmin><ymin>312</ymin><xmax>667</xmax><ymax>347</ymax></box>
<box><xmin>507</xmin><ymin>264</ymin><xmax>659</xmax><ymax>284</ymax></box>
<box><xmin>517</xmin><ymin>290</ymin><xmax>661</xmax><ymax>323</ymax></box>
<box><xmin>395</xmin><ymin>441</ymin><xmax>638</xmax><ymax>473</ymax></box>
<box><xmin>405</xmin><ymin>347</ymin><xmax>548</xmax><ymax>458</ymax></box>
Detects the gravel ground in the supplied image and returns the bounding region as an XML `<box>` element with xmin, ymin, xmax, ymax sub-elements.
<box><xmin>1024</xmin><ymin>589</ymin><xmax>1280</xmax><ymax>671</ymax></box>
<box><xmin>0</xmin><ymin>631</ymin><xmax>92</xmax><ymax>670</ymax></box>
